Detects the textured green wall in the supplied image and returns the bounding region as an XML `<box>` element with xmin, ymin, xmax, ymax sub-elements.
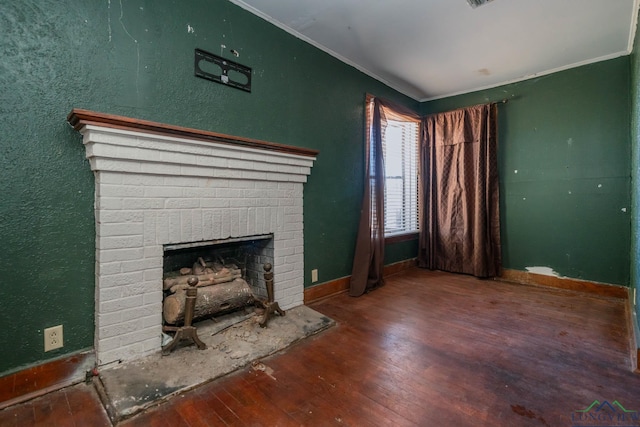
<box><xmin>424</xmin><ymin>58</ymin><xmax>631</xmax><ymax>286</ymax></box>
<box><xmin>384</xmin><ymin>238</ymin><xmax>419</xmax><ymax>266</ymax></box>
<box><xmin>0</xmin><ymin>0</ymin><xmax>417</xmax><ymax>375</ymax></box>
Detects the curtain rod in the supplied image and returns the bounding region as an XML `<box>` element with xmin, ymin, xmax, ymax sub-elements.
<box><xmin>426</xmin><ymin>98</ymin><xmax>509</xmax><ymax>117</ymax></box>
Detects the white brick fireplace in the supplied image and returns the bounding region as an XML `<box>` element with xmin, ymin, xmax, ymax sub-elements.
<box><xmin>69</xmin><ymin>109</ymin><xmax>317</xmax><ymax>366</ymax></box>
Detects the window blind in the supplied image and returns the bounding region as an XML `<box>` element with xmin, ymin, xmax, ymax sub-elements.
<box><xmin>383</xmin><ymin>119</ymin><xmax>419</xmax><ymax>236</ymax></box>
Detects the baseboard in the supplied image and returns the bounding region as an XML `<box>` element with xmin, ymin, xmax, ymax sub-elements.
<box><xmin>0</xmin><ymin>350</ymin><xmax>95</xmax><ymax>410</ymax></box>
<box><xmin>499</xmin><ymin>269</ymin><xmax>629</xmax><ymax>299</ymax></box>
<box><xmin>629</xmin><ymin>297</ymin><xmax>639</xmax><ymax>373</ymax></box>
<box><xmin>382</xmin><ymin>258</ymin><xmax>418</xmax><ymax>277</ymax></box>
<box><xmin>627</xmin><ymin>292</ymin><xmax>640</xmax><ymax>373</ymax></box>
<box><xmin>304</xmin><ymin>258</ymin><xmax>417</xmax><ymax>304</ymax></box>
<box><xmin>304</xmin><ymin>276</ymin><xmax>351</xmax><ymax>304</ymax></box>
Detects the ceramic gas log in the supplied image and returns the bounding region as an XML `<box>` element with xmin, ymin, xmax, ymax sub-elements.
<box><xmin>162</xmin><ymin>258</ymin><xmax>254</xmax><ymax>324</ymax></box>
<box><xmin>163</xmin><ymin>278</ymin><xmax>254</xmax><ymax>324</ymax></box>
<box><xmin>163</xmin><ymin>258</ymin><xmax>243</xmax><ymax>292</ymax></box>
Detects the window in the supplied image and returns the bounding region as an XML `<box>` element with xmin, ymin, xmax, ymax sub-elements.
<box><xmin>382</xmin><ymin>118</ymin><xmax>420</xmax><ymax>236</ymax></box>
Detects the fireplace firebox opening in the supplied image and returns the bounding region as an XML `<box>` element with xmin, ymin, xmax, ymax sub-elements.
<box><xmin>161</xmin><ymin>235</ymin><xmax>274</xmax><ymax>331</ymax></box>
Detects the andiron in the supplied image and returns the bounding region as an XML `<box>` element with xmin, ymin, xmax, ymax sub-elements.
<box><xmin>258</xmin><ymin>263</ymin><xmax>285</xmax><ymax>328</ymax></box>
<box><xmin>162</xmin><ymin>276</ymin><xmax>207</xmax><ymax>355</ymax></box>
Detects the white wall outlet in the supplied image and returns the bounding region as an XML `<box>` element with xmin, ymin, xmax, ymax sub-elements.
<box><xmin>44</xmin><ymin>325</ymin><xmax>63</xmax><ymax>352</ymax></box>
<box><xmin>311</xmin><ymin>269</ymin><xmax>318</xmax><ymax>283</ymax></box>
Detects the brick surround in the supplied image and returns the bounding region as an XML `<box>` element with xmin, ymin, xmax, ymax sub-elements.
<box><xmin>72</xmin><ymin>111</ymin><xmax>316</xmax><ymax>366</ymax></box>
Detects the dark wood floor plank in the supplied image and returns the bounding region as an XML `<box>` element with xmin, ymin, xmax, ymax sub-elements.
<box><xmin>149</xmin><ymin>405</ymin><xmax>193</xmax><ymax>427</ymax></box>
<box><xmin>212</xmin><ymin>388</ymin><xmax>247</xmax><ymax>424</ymax></box>
<box><xmin>31</xmin><ymin>394</ymin><xmax>57</xmax><ymax>426</ymax></box>
<box><xmin>183</xmin><ymin>387</ymin><xmax>230</xmax><ymax>427</ymax></box>
<box><xmin>2</xmin><ymin>400</ymin><xmax>35</xmax><ymax>427</ymax></box>
<box><xmin>168</xmin><ymin>394</ymin><xmax>213</xmax><ymax>427</ymax></box>
<box><xmin>224</xmin><ymin>377</ymin><xmax>298</xmax><ymax>426</ymax></box>
<box><xmin>65</xmin><ymin>384</ymin><xmax>111</xmax><ymax>427</ymax></box>
<box><xmin>244</xmin><ymin>361</ymin><xmax>339</xmax><ymax>423</ymax></box>
<box><xmin>192</xmin><ymin>385</ymin><xmax>242</xmax><ymax>426</ymax></box>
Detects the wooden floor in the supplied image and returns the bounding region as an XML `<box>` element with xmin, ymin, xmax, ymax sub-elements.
<box><xmin>2</xmin><ymin>268</ymin><xmax>640</xmax><ymax>426</ymax></box>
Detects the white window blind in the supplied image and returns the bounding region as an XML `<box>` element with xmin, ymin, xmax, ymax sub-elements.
<box><xmin>383</xmin><ymin>119</ymin><xmax>419</xmax><ymax>236</ymax></box>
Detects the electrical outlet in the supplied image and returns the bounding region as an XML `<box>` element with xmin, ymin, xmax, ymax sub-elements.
<box><xmin>311</xmin><ymin>269</ymin><xmax>318</xmax><ymax>283</ymax></box>
<box><xmin>44</xmin><ymin>325</ymin><xmax>63</xmax><ymax>352</ymax></box>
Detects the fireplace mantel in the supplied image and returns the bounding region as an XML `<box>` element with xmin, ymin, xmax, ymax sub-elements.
<box><xmin>68</xmin><ymin>109</ymin><xmax>319</xmax><ymax>158</ymax></box>
<box><xmin>70</xmin><ymin>109</ymin><xmax>317</xmax><ymax>366</ymax></box>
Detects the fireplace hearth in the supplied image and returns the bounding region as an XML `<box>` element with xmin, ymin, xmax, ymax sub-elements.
<box><xmin>69</xmin><ymin>109</ymin><xmax>318</xmax><ymax>366</ymax></box>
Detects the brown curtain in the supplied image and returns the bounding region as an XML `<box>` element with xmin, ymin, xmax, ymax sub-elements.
<box><xmin>351</xmin><ymin>96</ymin><xmax>422</xmax><ymax>296</ymax></box>
<box><xmin>350</xmin><ymin>97</ymin><xmax>386</xmax><ymax>296</ymax></box>
<box><xmin>418</xmin><ymin>103</ymin><xmax>501</xmax><ymax>277</ymax></box>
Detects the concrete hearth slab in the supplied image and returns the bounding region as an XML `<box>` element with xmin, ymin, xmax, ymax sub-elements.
<box><xmin>95</xmin><ymin>305</ymin><xmax>334</xmax><ymax>422</ymax></box>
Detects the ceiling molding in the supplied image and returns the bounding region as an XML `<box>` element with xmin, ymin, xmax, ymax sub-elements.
<box><xmin>419</xmin><ymin>50</ymin><xmax>630</xmax><ymax>102</ymax></box>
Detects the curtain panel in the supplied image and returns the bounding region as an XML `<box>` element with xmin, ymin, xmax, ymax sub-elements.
<box><xmin>350</xmin><ymin>97</ymin><xmax>421</xmax><ymax>296</ymax></box>
<box><xmin>349</xmin><ymin>97</ymin><xmax>386</xmax><ymax>296</ymax></box>
<box><xmin>418</xmin><ymin>103</ymin><xmax>501</xmax><ymax>277</ymax></box>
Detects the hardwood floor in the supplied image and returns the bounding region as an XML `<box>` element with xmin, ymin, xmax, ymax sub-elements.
<box><xmin>0</xmin><ymin>381</ymin><xmax>110</xmax><ymax>427</ymax></box>
<box><xmin>2</xmin><ymin>268</ymin><xmax>640</xmax><ymax>426</ymax></box>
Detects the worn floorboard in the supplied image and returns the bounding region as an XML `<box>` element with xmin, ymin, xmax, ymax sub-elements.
<box><xmin>1</xmin><ymin>268</ymin><xmax>639</xmax><ymax>426</ymax></box>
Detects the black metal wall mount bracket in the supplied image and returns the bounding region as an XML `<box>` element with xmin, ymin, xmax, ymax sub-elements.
<box><xmin>194</xmin><ymin>48</ymin><xmax>252</xmax><ymax>93</ymax></box>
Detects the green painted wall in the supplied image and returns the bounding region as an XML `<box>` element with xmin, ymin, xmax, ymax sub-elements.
<box><xmin>630</xmin><ymin>18</ymin><xmax>640</xmax><ymax>339</ymax></box>
<box><xmin>423</xmin><ymin>58</ymin><xmax>631</xmax><ymax>286</ymax></box>
<box><xmin>0</xmin><ymin>0</ymin><xmax>417</xmax><ymax>375</ymax></box>
<box><xmin>385</xmin><ymin>238</ymin><xmax>419</xmax><ymax>266</ymax></box>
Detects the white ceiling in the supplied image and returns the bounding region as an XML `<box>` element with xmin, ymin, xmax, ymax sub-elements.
<box><xmin>229</xmin><ymin>0</ymin><xmax>639</xmax><ymax>101</ymax></box>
